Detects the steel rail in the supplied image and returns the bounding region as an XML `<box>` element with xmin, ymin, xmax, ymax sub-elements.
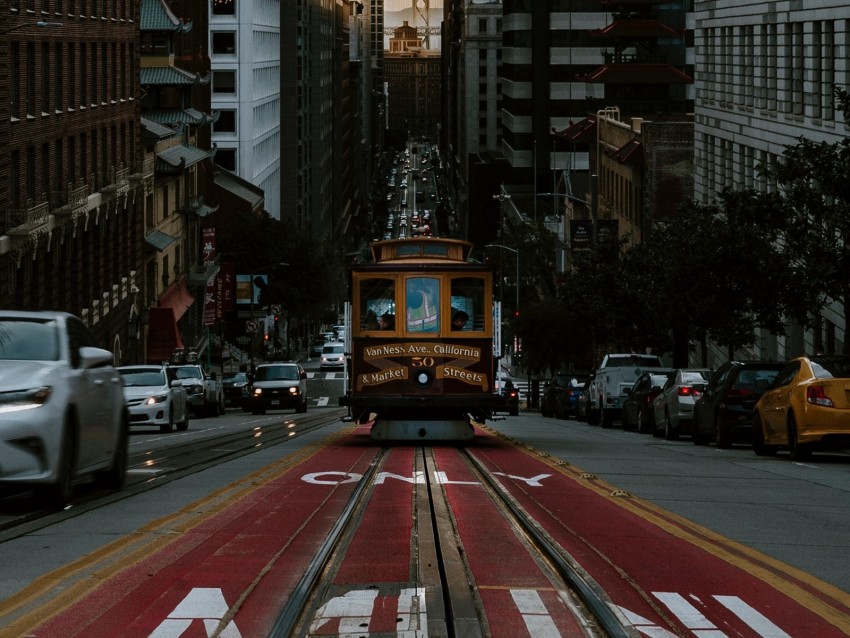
<box><xmin>462</xmin><ymin>449</ymin><xmax>636</xmax><ymax>638</ymax></box>
<box><xmin>268</xmin><ymin>448</ymin><xmax>386</xmax><ymax>638</ymax></box>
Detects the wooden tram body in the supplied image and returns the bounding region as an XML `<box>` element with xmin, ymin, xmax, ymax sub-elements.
<box><xmin>340</xmin><ymin>237</ymin><xmax>501</xmax><ymax>440</ymax></box>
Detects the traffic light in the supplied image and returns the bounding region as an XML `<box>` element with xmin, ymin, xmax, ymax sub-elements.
<box><xmin>514</xmin><ymin>310</ymin><xmax>520</xmax><ymax>318</ymax></box>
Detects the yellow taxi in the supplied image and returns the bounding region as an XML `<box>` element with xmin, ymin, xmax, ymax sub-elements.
<box><xmin>752</xmin><ymin>355</ymin><xmax>850</xmax><ymax>460</ymax></box>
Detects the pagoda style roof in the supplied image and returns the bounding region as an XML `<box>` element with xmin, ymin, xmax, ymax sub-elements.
<box><xmin>590</xmin><ymin>19</ymin><xmax>681</xmax><ymax>39</ymax></box>
<box><xmin>552</xmin><ymin>116</ymin><xmax>597</xmax><ymax>143</ymax></box>
<box><xmin>140</xmin><ymin>66</ymin><xmax>206</xmax><ymax>87</ymax></box>
<box><xmin>156</xmin><ymin>143</ymin><xmax>215</xmax><ymax>174</ymax></box>
<box><xmin>141</xmin><ymin>0</ymin><xmax>193</xmax><ymax>32</ymax></box>
<box><xmin>578</xmin><ymin>64</ymin><xmax>693</xmax><ymax>84</ymax></box>
<box><xmin>609</xmin><ymin>139</ymin><xmax>643</xmax><ymax>164</ymax></box>
<box><xmin>145</xmin><ymin>108</ymin><xmax>217</xmax><ymax>127</ymax></box>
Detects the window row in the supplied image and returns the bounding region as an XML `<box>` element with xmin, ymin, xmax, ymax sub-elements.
<box><xmin>11</xmin><ymin>0</ymin><xmax>133</xmax><ymax>19</ymax></box>
<box><xmin>356</xmin><ymin>275</ymin><xmax>488</xmax><ymax>336</ymax></box>
<box><xmin>9</xmin><ymin>40</ymin><xmax>135</xmax><ymax>119</ymax></box>
<box><xmin>7</xmin><ymin>123</ymin><xmax>135</xmax><ymax>212</ymax></box>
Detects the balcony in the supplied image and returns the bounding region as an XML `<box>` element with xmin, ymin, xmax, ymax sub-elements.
<box><xmin>6</xmin><ymin>197</ymin><xmax>50</xmax><ymax>236</ymax></box>
<box><xmin>51</xmin><ymin>180</ymin><xmax>90</xmax><ymax>218</ymax></box>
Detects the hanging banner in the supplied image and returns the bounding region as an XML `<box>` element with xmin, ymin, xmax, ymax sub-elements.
<box><xmin>202</xmin><ymin>228</ymin><xmax>217</xmax><ymax>326</ymax></box>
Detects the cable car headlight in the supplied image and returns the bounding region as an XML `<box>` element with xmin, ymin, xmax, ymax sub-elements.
<box><xmin>415</xmin><ymin>370</ymin><xmax>433</xmax><ymax>388</ymax></box>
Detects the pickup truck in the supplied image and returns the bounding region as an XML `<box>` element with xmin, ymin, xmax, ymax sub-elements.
<box><xmin>168</xmin><ymin>364</ymin><xmax>225</xmax><ymax>418</ymax></box>
<box><xmin>591</xmin><ymin>353</ymin><xmax>665</xmax><ymax>428</ymax></box>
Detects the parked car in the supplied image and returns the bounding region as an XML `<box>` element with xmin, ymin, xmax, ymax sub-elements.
<box><xmin>249</xmin><ymin>362</ymin><xmax>308</xmax><ymax>414</ymax></box>
<box><xmin>651</xmin><ymin>368</ymin><xmax>713</xmax><ymax>439</ymax></box>
<box><xmin>168</xmin><ymin>364</ymin><xmax>224</xmax><ymax>418</ymax></box>
<box><xmin>541</xmin><ymin>373</ymin><xmax>587</xmax><ymax>419</ymax></box>
<box><xmin>222</xmin><ymin>371</ymin><xmax>251</xmax><ymax>410</ymax></box>
<box><xmin>320</xmin><ymin>342</ymin><xmax>346</xmax><ymax>370</ymax></box>
<box><xmin>692</xmin><ymin>361</ymin><xmax>786</xmax><ymax>447</ymax></box>
<box><xmin>594</xmin><ymin>353</ymin><xmax>665</xmax><ymax>427</ymax></box>
<box><xmin>118</xmin><ymin>365</ymin><xmax>189</xmax><ymax>433</ymax></box>
<box><xmin>501</xmin><ymin>381</ymin><xmax>520</xmax><ymax>416</ymax></box>
<box><xmin>0</xmin><ymin>311</ymin><xmax>128</xmax><ymax>506</ymax></box>
<box><xmin>752</xmin><ymin>355</ymin><xmax>850</xmax><ymax>460</ymax></box>
<box><xmin>621</xmin><ymin>369</ymin><xmax>675</xmax><ymax>432</ymax></box>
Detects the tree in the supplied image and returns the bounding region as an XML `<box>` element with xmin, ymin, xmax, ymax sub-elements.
<box><xmin>761</xmin><ymin>131</ymin><xmax>850</xmax><ymax>353</ymax></box>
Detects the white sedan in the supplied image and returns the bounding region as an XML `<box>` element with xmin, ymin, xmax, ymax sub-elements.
<box><xmin>118</xmin><ymin>365</ymin><xmax>189</xmax><ymax>433</ymax></box>
<box><xmin>652</xmin><ymin>368</ymin><xmax>712</xmax><ymax>440</ymax></box>
<box><xmin>0</xmin><ymin>310</ymin><xmax>128</xmax><ymax>507</ymax></box>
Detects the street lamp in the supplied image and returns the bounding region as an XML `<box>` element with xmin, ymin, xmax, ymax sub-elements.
<box><xmin>0</xmin><ymin>20</ymin><xmax>63</xmax><ymax>35</ymax></box>
<box><xmin>485</xmin><ymin>244</ymin><xmax>519</xmax><ymax>313</ymax></box>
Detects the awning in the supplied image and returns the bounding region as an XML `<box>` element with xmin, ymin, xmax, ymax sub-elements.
<box><xmin>145</xmin><ymin>229</ymin><xmax>179</xmax><ymax>251</ymax></box>
<box><xmin>159</xmin><ymin>278</ymin><xmax>194</xmax><ymax>321</ymax></box>
<box><xmin>146</xmin><ymin>307</ymin><xmax>184</xmax><ymax>364</ymax></box>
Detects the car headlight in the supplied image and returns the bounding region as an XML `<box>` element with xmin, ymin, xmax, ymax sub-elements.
<box><xmin>289</xmin><ymin>387</ymin><xmax>301</xmax><ymax>395</ymax></box>
<box><xmin>0</xmin><ymin>386</ymin><xmax>53</xmax><ymax>413</ymax></box>
<box><xmin>253</xmin><ymin>388</ymin><xmax>263</xmax><ymax>397</ymax></box>
<box><xmin>145</xmin><ymin>394</ymin><xmax>168</xmax><ymax>406</ymax></box>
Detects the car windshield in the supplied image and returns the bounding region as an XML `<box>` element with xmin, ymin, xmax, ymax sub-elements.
<box><xmin>0</xmin><ymin>318</ymin><xmax>61</xmax><ymax>361</ymax></box>
<box><xmin>173</xmin><ymin>366</ymin><xmax>203</xmax><ymax>380</ymax></box>
<box><xmin>605</xmin><ymin>355</ymin><xmax>662</xmax><ymax>367</ymax></box>
<box><xmin>681</xmin><ymin>372</ymin><xmax>709</xmax><ymax>383</ymax></box>
<box><xmin>121</xmin><ymin>370</ymin><xmax>166</xmax><ymax>387</ymax></box>
<box><xmin>256</xmin><ymin>366</ymin><xmax>299</xmax><ymax>381</ymax></box>
<box><xmin>323</xmin><ymin>345</ymin><xmax>344</xmax><ymax>355</ymax></box>
<box><xmin>224</xmin><ymin>373</ymin><xmax>247</xmax><ymax>384</ymax></box>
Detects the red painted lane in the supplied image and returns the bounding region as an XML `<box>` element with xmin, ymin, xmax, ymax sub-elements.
<box><xmin>470</xmin><ymin>429</ymin><xmax>850</xmax><ymax>637</ymax></box>
<box><xmin>433</xmin><ymin>446</ymin><xmax>592</xmax><ymax>637</ymax></box>
<box><xmin>24</xmin><ymin>434</ymin><xmax>377</xmax><ymax>638</ymax></box>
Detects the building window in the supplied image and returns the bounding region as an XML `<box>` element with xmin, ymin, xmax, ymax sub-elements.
<box><xmin>212</xmin><ymin>0</ymin><xmax>235</xmax><ymax>15</ymax></box>
<box><xmin>212</xmin><ymin>70</ymin><xmax>236</xmax><ymax>93</ymax></box>
<box><xmin>10</xmin><ymin>43</ymin><xmax>19</xmax><ymax>119</ymax></box>
<box><xmin>26</xmin><ymin>43</ymin><xmax>35</xmax><ymax>117</ymax></box>
<box><xmin>55</xmin><ymin>42</ymin><xmax>63</xmax><ymax>111</ymax></box>
<box><xmin>212</xmin><ymin>31</ymin><xmax>236</xmax><ymax>54</ymax></box>
<box><xmin>215</xmin><ymin>148</ymin><xmax>237</xmax><ymax>171</ymax></box>
<box><xmin>479</xmin><ymin>18</ymin><xmax>487</xmax><ymax>34</ymax></box>
<box><xmin>213</xmin><ymin>109</ymin><xmax>237</xmax><ymax>133</ymax></box>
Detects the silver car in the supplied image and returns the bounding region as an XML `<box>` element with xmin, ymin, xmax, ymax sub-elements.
<box><xmin>652</xmin><ymin>368</ymin><xmax>713</xmax><ymax>439</ymax></box>
<box><xmin>0</xmin><ymin>311</ymin><xmax>128</xmax><ymax>506</ymax></box>
<box><xmin>119</xmin><ymin>365</ymin><xmax>189</xmax><ymax>433</ymax></box>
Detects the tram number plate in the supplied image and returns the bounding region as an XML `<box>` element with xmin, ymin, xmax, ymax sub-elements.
<box><xmin>271</xmin><ymin>400</ymin><xmax>280</xmax><ymax>406</ymax></box>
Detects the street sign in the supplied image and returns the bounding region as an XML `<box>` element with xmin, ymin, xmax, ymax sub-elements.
<box><xmin>246</xmin><ymin>320</ymin><xmax>258</xmax><ymax>333</ymax></box>
<box><xmin>271</xmin><ymin>304</ymin><xmax>282</xmax><ymax>314</ymax></box>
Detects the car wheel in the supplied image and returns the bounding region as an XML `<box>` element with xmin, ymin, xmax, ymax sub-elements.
<box><xmin>751</xmin><ymin>413</ymin><xmax>778</xmax><ymax>456</ymax></box>
<box><xmin>296</xmin><ymin>400</ymin><xmax>307</xmax><ymax>414</ymax></box>
<box><xmin>509</xmin><ymin>406</ymin><xmax>519</xmax><ymax>416</ymax></box>
<box><xmin>96</xmin><ymin>416</ymin><xmax>128</xmax><ymax>490</ymax></box>
<box><xmin>160</xmin><ymin>407</ymin><xmax>174</xmax><ymax>433</ymax></box>
<box><xmin>43</xmin><ymin>422</ymin><xmax>75</xmax><ymax>508</ymax></box>
<box><xmin>787</xmin><ymin>413</ymin><xmax>811</xmax><ymax>461</ymax></box>
<box><xmin>636</xmin><ymin>410</ymin><xmax>649</xmax><ymax>434</ymax></box>
<box><xmin>176</xmin><ymin>405</ymin><xmax>189</xmax><ymax>431</ymax></box>
<box><xmin>714</xmin><ymin>414</ymin><xmax>732</xmax><ymax>449</ymax></box>
<box><xmin>587</xmin><ymin>407</ymin><xmax>600</xmax><ymax>426</ymax></box>
<box><xmin>540</xmin><ymin>400</ymin><xmax>550</xmax><ymax>418</ymax></box>
<box><xmin>663</xmin><ymin>411</ymin><xmax>678</xmax><ymax>440</ymax></box>
<box><xmin>205</xmin><ymin>399</ymin><xmax>218</xmax><ymax>418</ymax></box>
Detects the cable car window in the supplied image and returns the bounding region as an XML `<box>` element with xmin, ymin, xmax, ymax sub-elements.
<box><xmin>450</xmin><ymin>277</ymin><xmax>485</xmax><ymax>331</ymax></box>
<box><xmin>406</xmin><ymin>277</ymin><xmax>440</xmax><ymax>332</ymax></box>
<box><xmin>359</xmin><ymin>278</ymin><xmax>395</xmax><ymax>331</ymax></box>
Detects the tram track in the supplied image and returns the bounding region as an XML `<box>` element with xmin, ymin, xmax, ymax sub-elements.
<box><xmin>269</xmin><ymin>443</ymin><xmax>633</xmax><ymax>638</ymax></box>
<box><xmin>0</xmin><ymin>410</ymin><xmax>344</xmax><ymax>542</ymax></box>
